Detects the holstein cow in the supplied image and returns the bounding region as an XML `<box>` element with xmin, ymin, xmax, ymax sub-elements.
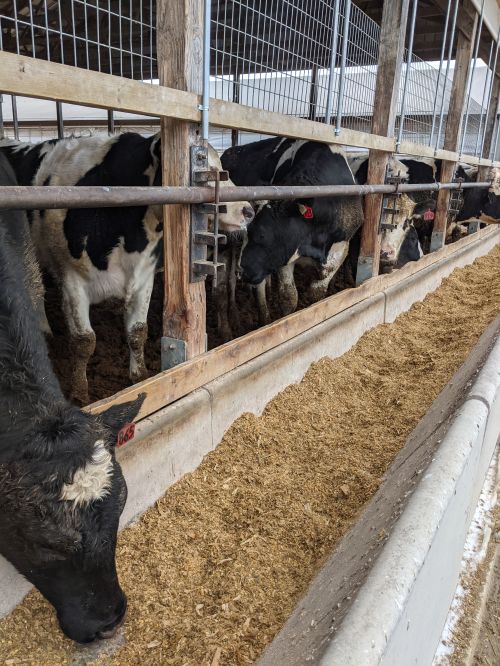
<box><xmin>456</xmin><ymin>166</ymin><xmax>500</xmax><ymax>224</ymax></box>
<box><xmin>0</xmin><ymin>151</ymin><xmax>144</xmax><ymax>643</ymax></box>
<box><xmin>240</xmin><ymin>140</ymin><xmax>364</xmax><ymax>310</ymax></box>
<box><xmin>1</xmin><ymin>134</ymin><xmax>252</xmax><ymax>402</ymax></box>
<box><xmin>348</xmin><ymin>153</ymin><xmax>424</xmax><ymax>271</ymax></box>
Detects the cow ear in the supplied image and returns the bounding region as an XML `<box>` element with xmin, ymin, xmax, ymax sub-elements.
<box><xmin>98</xmin><ymin>394</ymin><xmax>145</xmax><ymax>445</ymax></box>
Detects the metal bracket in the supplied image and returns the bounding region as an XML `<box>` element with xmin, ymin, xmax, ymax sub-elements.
<box><xmin>378</xmin><ymin>170</ymin><xmax>407</xmax><ymax>233</ymax></box>
<box><xmin>190</xmin><ymin>145</ymin><xmax>227</xmax><ymax>286</ymax></box>
<box><xmin>161</xmin><ymin>336</ymin><xmax>187</xmax><ymax>370</ymax></box>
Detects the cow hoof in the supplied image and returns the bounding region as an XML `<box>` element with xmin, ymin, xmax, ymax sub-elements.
<box><xmin>130</xmin><ymin>368</ymin><xmax>148</xmax><ymax>385</ymax></box>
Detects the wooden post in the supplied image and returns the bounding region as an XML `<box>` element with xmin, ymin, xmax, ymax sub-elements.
<box><xmin>478</xmin><ymin>74</ymin><xmax>500</xmax><ymax>179</ymax></box>
<box><xmin>431</xmin><ymin>15</ymin><xmax>479</xmax><ymax>251</ymax></box>
<box><xmin>356</xmin><ymin>0</ymin><xmax>410</xmax><ymax>285</ymax></box>
<box><xmin>157</xmin><ymin>0</ymin><xmax>206</xmax><ymax>367</ymax></box>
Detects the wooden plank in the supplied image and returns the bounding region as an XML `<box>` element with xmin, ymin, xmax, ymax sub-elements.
<box><xmin>432</xmin><ymin>15</ymin><xmax>479</xmax><ymax>252</ymax></box>
<box><xmin>87</xmin><ymin>225</ymin><xmax>499</xmax><ymax>421</ymax></box>
<box><xmin>157</xmin><ymin>0</ymin><xmax>206</xmax><ymax>363</ymax></box>
<box><xmin>0</xmin><ymin>50</ymin><xmax>199</xmax><ymax>121</ymax></box>
<box><xmin>479</xmin><ymin>75</ymin><xmax>500</xmax><ymax>178</ymax></box>
<box><xmin>356</xmin><ymin>0</ymin><xmax>411</xmax><ymax>284</ymax></box>
<box><xmin>2</xmin><ymin>51</ymin><xmax>500</xmax><ymax>166</ymax></box>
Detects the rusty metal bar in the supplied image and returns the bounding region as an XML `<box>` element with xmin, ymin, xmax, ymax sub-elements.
<box><xmin>0</xmin><ymin>182</ymin><xmax>492</xmax><ymax>210</ymax></box>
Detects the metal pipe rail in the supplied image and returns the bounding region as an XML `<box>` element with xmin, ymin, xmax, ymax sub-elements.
<box><xmin>0</xmin><ymin>181</ymin><xmax>492</xmax><ymax>210</ymax></box>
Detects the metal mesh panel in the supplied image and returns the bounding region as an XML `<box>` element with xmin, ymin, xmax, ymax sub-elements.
<box><xmin>0</xmin><ymin>1</ymin><xmax>157</xmax><ymax>82</ymax></box>
<box><xmin>210</xmin><ymin>0</ymin><xmax>379</xmax><ymax>134</ymax></box>
<box><xmin>460</xmin><ymin>59</ymin><xmax>495</xmax><ymax>157</ymax></box>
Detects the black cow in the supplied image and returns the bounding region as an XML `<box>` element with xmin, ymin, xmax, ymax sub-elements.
<box><xmin>0</xmin><ymin>152</ymin><xmax>144</xmax><ymax>643</ymax></box>
<box><xmin>456</xmin><ymin>166</ymin><xmax>500</xmax><ymax>224</ymax></box>
<box><xmin>240</xmin><ymin>140</ymin><xmax>364</xmax><ymax>305</ymax></box>
<box><xmin>221</xmin><ymin>136</ymin><xmax>294</xmax><ymax>187</ymax></box>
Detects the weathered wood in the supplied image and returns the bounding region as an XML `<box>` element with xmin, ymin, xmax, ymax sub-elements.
<box><xmin>432</xmin><ymin>16</ymin><xmax>479</xmax><ymax>252</ymax></box>
<box><xmin>157</xmin><ymin>0</ymin><xmax>206</xmax><ymax>363</ymax></box>
<box><xmin>1</xmin><ymin>51</ymin><xmax>500</xmax><ymax>169</ymax></box>
<box><xmin>356</xmin><ymin>0</ymin><xmax>410</xmax><ymax>284</ymax></box>
<box><xmin>479</xmin><ymin>74</ymin><xmax>500</xmax><ymax>178</ymax></box>
<box><xmin>87</xmin><ymin>225</ymin><xmax>499</xmax><ymax>421</ymax></box>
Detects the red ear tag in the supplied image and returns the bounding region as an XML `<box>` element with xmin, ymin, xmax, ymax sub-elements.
<box><xmin>117</xmin><ymin>422</ymin><xmax>136</xmax><ymax>448</ymax></box>
<box><xmin>303</xmin><ymin>205</ymin><xmax>314</xmax><ymax>219</ymax></box>
<box><xmin>423</xmin><ymin>209</ymin><xmax>435</xmax><ymax>221</ymax></box>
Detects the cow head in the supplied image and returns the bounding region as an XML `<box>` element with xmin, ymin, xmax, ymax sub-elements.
<box><xmin>455</xmin><ymin>166</ymin><xmax>500</xmax><ymax>224</ymax></box>
<box><xmin>0</xmin><ymin>396</ymin><xmax>144</xmax><ymax>643</ymax></box>
<box><xmin>207</xmin><ymin>146</ymin><xmax>254</xmax><ymax>232</ymax></box>
<box><xmin>240</xmin><ymin>201</ymin><xmax>310</xmax><ymax>285</ymax></box>
<box><xmin>380</xmin><ymin>195</ymin><xmax>422</xmax><ymax>268</ymax></box>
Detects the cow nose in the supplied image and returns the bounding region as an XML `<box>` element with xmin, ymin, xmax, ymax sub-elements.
<box><xmin>97</xmin><ymin>598</ymin><xmax>127</xmax><ymax>640</ymax></box>
<box><xmin>243</xmin><ymin>206</ymin><xmax>255</xmax><ymax>222</ymax></box>
<box><xmin>381</xmin><ymin>249</ymin><xmax>394</xmax><ymax>260</ymax></box>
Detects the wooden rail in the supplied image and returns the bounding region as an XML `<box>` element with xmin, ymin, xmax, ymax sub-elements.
<box><xmin>86</xmin><ymin>226</ymin><xmax>499</xmax><ymax>421</ymax></box>
<box><xmin>0</xmin><ymin>51</ymin><xmax>498</xmax><ymax>169</ymax></box>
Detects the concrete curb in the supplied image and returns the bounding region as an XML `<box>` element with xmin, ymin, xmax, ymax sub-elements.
<box><xmin>0</xmin><ymin>233</ymin><xmax>498</xmax><ymax>619</ymax></box>
<box><xmin>319</xmin><ymin>333</ymin><xmax>500</xmax><ymax>665</ymax></box>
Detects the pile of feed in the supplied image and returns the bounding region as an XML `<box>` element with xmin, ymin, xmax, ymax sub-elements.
<box><xmin>1</xmin><ymin>245</ymin><xmax>499</xmax><ymax>666</ymax></box>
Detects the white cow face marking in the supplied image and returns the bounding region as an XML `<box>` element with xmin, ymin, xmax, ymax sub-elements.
<box><xmin>60</xmin><ymin>440</ymin><xmax>113</xmax><ymax>506</ymax></box>
<box><xmin>380</xmin><ymin>195</ymin><xmax>416</xmax><ymax>264</ymax></box>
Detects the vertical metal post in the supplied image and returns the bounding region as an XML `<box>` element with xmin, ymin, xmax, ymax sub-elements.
<box><xmin>459</xmin><ymin>0</ymin><xmax>485</xmax><ymax>155</ymax></box>
<box><xmin>436</xmin><ymin>0</ymin><xmax>459</xmax><ymax>150</ymax></box>
<box><xmin>476</xmin><ymin>40</ymin><xmax>495</xmax><ymax>156</ymax></box>
<box><xmin>201</xmin><ymin>0</ymin><xmax>211</xmax><ymax>141</ymax></box>
<box><xmin>308</xmin><ymin>66</ymin><xmax>319</xmax><ymax>121</ymax></box>
<box><xmin>325</xmin><ymin>0</ymin><xmax>340</xmax><ymax>125</ymax></box>
<box><xmin>492</xmin><ymin>108</ymin><xmax>500</xmax><ymax>160</ymax></box>
<box><xmin>396</xmin><ymin>0</ymin><xmax>418</xmax><ymax>151</ymax></box>
<box><xmin>107</xmin><ymin>109</ymin><xmax>115</xmax><ymax>134</ymax></box>
<box><xmin>11</xmin><ymin>95</ymin><xmax>19</xmax><ymax>141</ymax></box>
<box><xmin>0</xmin><ymin>95</ymin><xmax>4</xmax><ymax>140</ymax></box>
<box><xmin>231</xmin><ymin>72</ymin><xmax>240</xmax><ymax>147</ymax></box>
<box><xmin>335</xmin><ymin>0</ymin><xmax>352</xmax><ymax>136</ymax></box>
<box><xmin>56</xmin><ymin>102</ymin><xmax>64</xmax><ymax>139</ymax></box>
<box><xmin>429</xmin><ymin>0</ymin><xmax>452</xmax><ymax>146</ymax></box>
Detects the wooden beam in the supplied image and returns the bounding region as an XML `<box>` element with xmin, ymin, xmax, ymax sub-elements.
<box><xmin>87</xmin><ymin>226</ymin><xmax>499</xmax><ymax>421</ymax></box>
<box><xmin>157</xmin><ymin>0</ymin><xmax>206</xmax><ymax>365</ymax></box>
<box><xmin>431</xmin><ymin>14</ymin><xmax>479</xmax><ymax>252</ymax></box>
<box><xmin>480</xmin><ymin>75</ymin><xmax>500</xmax><ymax>169</ymax></box>
<box><xmin>1</xmin><ymin>52</ymin><xmax>499</xmax><ymax>169</ymax></box>
<box><xmin>356</xmin><ymin>0</ymin><xmax>411</xmax><ymax>285</ymax></box>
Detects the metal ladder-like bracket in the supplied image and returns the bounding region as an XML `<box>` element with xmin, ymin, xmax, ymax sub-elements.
<box><xmin>379</xmin><ymin>172</ymin><xmax>407</xmax><ymax>232</ymax></box>
<box><xmin>190</xmin><ymin>145</ymin><xmax>227</xmax><ymax>284</ymax></box>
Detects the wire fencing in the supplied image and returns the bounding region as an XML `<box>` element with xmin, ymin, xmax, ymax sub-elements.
<box><xmin>0</xmin><ymin>1</ymin><xmax>498</xmax><ymax>160</ymax></box>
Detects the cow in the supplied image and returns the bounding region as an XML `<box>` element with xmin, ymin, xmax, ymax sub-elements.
<box><xmin>379</xmin><ymin>195</ymin><xmax>423</xmax><ymax>271</ymax></box>
<box><xmin>220</xmin><ymin>136</ymin><xmax>294</xmax><ymax>187</ymax></box>
<box><xmin>240</xmin><ymin>140</ymin><xmax>364</xmax><ymax>308</ymax></box>
<box><xmin>0</xmin><ymin>151</ymin><xmax>144</xmax><ymax>643</ymax></box>
<box><xmin>1</xmin><ymin>134</ymin><xmax>252</xmax><ymax>402</ymax></box>
<box><xmin>456</xmin><ymin>166</ymin><xmax>500</xmax><ymax>224</ymax></box>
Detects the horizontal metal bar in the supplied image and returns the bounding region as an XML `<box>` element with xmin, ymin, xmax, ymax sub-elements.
<box><xmin>0</xmin><ymin>182</ymin><xmax>493</xmax><ymax>210</ymax></box>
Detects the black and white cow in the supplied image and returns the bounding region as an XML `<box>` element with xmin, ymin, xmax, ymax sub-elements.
<box><xmin>240</xmin><ymin>140</ymin><xmax>364</xmax><ymax>309</ymax></box>
<box><xmin>456</xmin><ymin>166</ymin><xmax>500</xmax><ymax>224</ymax></box>
<box><xmin>220</xmin><ymin>136</ymin><xmax>295</xmax><ymax>187</ymax></box>
<box><xmin>1</xmin><ymin>134</ymin><xmax>252</xmax><ymax>402</ymax></box>
<box><xmin>0</xmin><ymin>151</ymin><xmax>144</xmax><ymax>643</ymax></box>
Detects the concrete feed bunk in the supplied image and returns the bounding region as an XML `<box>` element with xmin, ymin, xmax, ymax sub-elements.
<box><xmin>0</xmin><ymin>234</ymin><xmax>498</xmax><ymax>665</ymax></box>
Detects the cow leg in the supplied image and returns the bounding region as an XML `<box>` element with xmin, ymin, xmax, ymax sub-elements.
<box><xmin>228</xmin><ymin>240</ymin><xmax>241</xmax><ymax>335</ymax></box>
<box><xmin>277</xmin><ymin>263</ymin><xmax>298</xmax><ymax>316</ymax></box>
<box><xmin>124</xmin><ymin>270</ymin><xmax>155</xmax><ymax>385</ymax></box>
<box><xmin>216</xmin><ymin>250</ymin><xmax>233</xmax><ymax>343</ymax></box>
<box><xmin>254</xmin><ymin>279</ymin><xmax>271</xmax><ymax>325</ymax></box>
<box><xmin>61</xmin><ymin>275</ymin><xmax>95</xmax><ymax>406</ymax></box>
<box><xmin>309</xmin><ymin>241</ymin><xmax>349</xmax><ymax>301</ymax></box>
